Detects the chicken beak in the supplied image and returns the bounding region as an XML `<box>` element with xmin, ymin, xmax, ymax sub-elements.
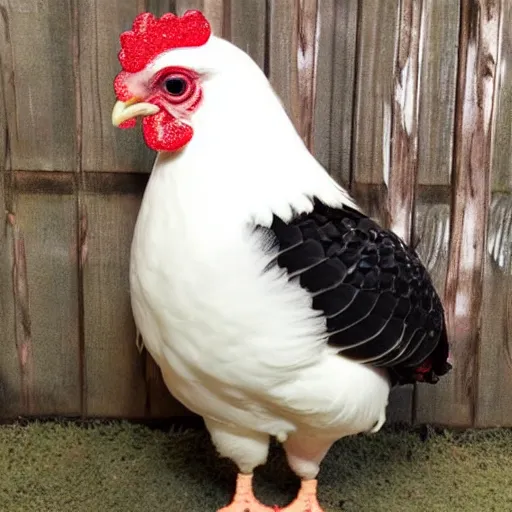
<box><xmin>111</xmin><ymin>98</ymin><xmax>160</xmax><ymax>127</ymax></box>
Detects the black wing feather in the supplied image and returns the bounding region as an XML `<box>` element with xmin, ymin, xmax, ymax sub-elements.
<box><xmin>256</xmin><ymin>199</ymin><xmax>451</xmax><ymax>386</ymax></box>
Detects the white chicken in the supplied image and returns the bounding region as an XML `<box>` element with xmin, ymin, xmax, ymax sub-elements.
<box><xmin>111</xmin><ymin>10</ymin><xmax>451</xmax><ymax>512</ymax></box>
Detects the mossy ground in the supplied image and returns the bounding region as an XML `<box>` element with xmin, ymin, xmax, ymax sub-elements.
<box><xmin>0</xmin><ymin>421</ymin><xmax>511</xmax><ymax>511</ymax></box>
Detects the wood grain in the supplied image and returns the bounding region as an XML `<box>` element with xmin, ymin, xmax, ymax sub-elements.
<box><xmin>388</xmin><ymin>0</ymin><xmax>423</xmax><ymax>243</ymax></box>
<box><xmin>0</xmin><ymin>176</ymin><xmax>20</xmax><ymax>418</ymax></box>
<box><xmin>417</xmin><ymin>1</ymin><xmax>460</xmax><ymax>186</ymax></box>
<box><xmin>0</xmin><ymin>4</ymin><xmax>19</xmax><ymax>418</ymax></box>
<box><xmin>0</xmin><ymin>0</ymin><xmax>510</xmax><ymax>426</ymax></box>
<box><xmin>413</xmin><ymin>2</ymin><xmax>460</xmax><ymax>424</ymax></box>
<box><xmin>431</xmin><ymin>0</ymin><xmax>500</xmax><ymax>427</ymax></box>
<box><xmin>10</xmin><ymin>193</ymin><xmax>81</xmax><ymax>416</ymax></box>
<box><xmin>491</xmin><ymin>1</ymin><xmax>512</xmax><ymax>191</ymax></box>
<box><xmin>476</xmin><ymin>193</ymin><xmax>512</xmax><ymax>426</ymax></box>
<box><xmin>81</xmin><ymin>192</ymin><xmax>147</xmax><ymax>418</ymax></box>
<box><xmin>476</xmin><ymin>2</ymin><xmax>512</xmax><ymax>427</ymax></box>
<box><xmin>352</xmin><ymin>0</ymin><xmax>398</xmax><ymax>194</ymax></box>
<box><xmin>229</xmin><ymin>0</ymin><xmax>266</xmax><ymax>69</ymax></box>
<box><xmin>0</xmin><ymin>172</ymin><xmax>23</xmax><ymax>419</ymax></box>
<box><xmin>385</xmin><ymin>0</ymin><xmax>426</xmax><ymax>425</ymax></box>
<box><xmin>327</xmin><ymin>0</ymin><xmax>358</xmax><ymax>187</ymax></box>
<box><xmin>147</xmin><ymin>0</ymin><xmax>175</xmax><ymax>17</ymax></box>
<box><xmin>0</xmin><ymin>0</ymin><xmax>76</xmax><ymax>171</ymax></box>
<box><xmin>175</xmin><ymin>0</ymin><xmax>225</xmax><ymax>36</ymax></box>
<box><xmin>267</xmin><ymin>0</ymin><xmax>300</xmax><ymax>130</ymax></box>
<box><xmin>269</xmin><ymin>0</ymin><xmax>352</xmax><ymax>161</ymax></box>
<box><xmin>78</xmin><ymin>0</ymin><xmax>160</xmax><ymax>173</ymax></box>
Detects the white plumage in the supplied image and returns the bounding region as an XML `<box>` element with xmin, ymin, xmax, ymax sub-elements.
<box><xmin>112</xmin><ymin>13</ymin><xmax>449</xmax><ymax>511</ymax></box>
<box><xmin>130</xmin><ymin>35</ymin><xmax>389</xmax><ymax>437</ymax></box>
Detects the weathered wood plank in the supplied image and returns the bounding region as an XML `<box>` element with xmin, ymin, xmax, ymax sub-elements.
<box><xmin>310</xmin><ymin>0</ymin><xmax>334</xmax><ymax>170</ymax></box>
<box><xmin>229</xmin><ymin>0</ymin><xmax>266</xmax><ymax>69</ymax></box>
<box><xmin>0</xmin><ymin>175</ymin><xmax>20</xmax><ymax>419</ymax></box>
<box><xmin>414</xmin><ymin>196</ymin><xmax>451</xmax><ymax>424</ymax></box>
<box><xmin>388</xmin><ymin>0</ymin><xmax>422</xmax><ymax>243</ymax></box>
<box><xmin>491</xmin><ymin>1</ymin><xmax>512</xmax><ymax>191</ymax></box>
<box><xmin>147</xmin><ymin>0</ymin><xmax>175</xmax><ymax>17</ymax></box>
<box><xmin>145</xmin><ymin>354</ymin><xmax>191</xmax><ymax>418</ymax></box>
<box><xmin>10</xmin><ymin>193</ymin><xmax>81</xmax><ymax>416</ymax></box>
<box><xmin>81</xmin><ymin>192</ymin><xmax>147</xmax><ymax>417</ymax></box>
<box><xmin>417</xmin><ymin>1</ymin><xmax>459</xmax><ymax>186</ymax></box>
<box><xmin>352</xmin><ymin>1</ymin><xmax>416</xmax><ymax>423</ymax></box>
<box><xmin>352</xmin><ymin>0</ymin><xmax>398</xmax><ymax>197</ymax></box>
<box><xmin>476</xmin><ymin>2</ymin><xmax>512</xmax><ymax>427</ymax></box>
<box><xmin>175</xmin><ymin>0</ymin><xmax>204</xmax><ymax>15</ymax></box>
<box><xmin>327</xmin><ymin>0</ymin><xmax>358</xmax><ymax>187</ymax></box>
<box><xmin>267</xmin><ymin>0</ymin><xmax>299</xmax><ymax>129</ymax></box>
<box><xmin>78</xmin><ymin>1</ymin><xmax>165</xmax><ymax>173</ymax></box>
<box><xmin>0</xmin><ymin>0</ymin><xmax>76</xmax><ymax>171</ymax></box>
<box><xmin>386</xmin><ymin>0</ymin><xmax>427</xmax><ymax>425</ymax></box>
<box><xmin>0</xmin><ymin>6</ymin><xmax>18</xmax><ymax>417</ymax></box>
<box><xmin>476</xmin><ymin>194</ymin><xmax>512</xmax><ymax>426</ymax></box>
<box><xmin>413</xmin><ymin>2</ymin><xmax>460</xmax><ymax>424</ymax></box>
<box><xmin>175</xmin><ymin>0</ymin><xmax>225</xmax><ymax>35</ymax></box>
<box><xmin>267</xmin><ymin>0</ymin><xmax>320</xmax><ymax>148</ymax></box>
<box><xmin>422</xmin><ymin>0</ymin><xmax>500</xmax><ymax>427</ymax></box>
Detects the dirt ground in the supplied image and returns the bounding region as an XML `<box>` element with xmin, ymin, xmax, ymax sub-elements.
<box><xmin>0</xmin><ymin>421</ymin><xmax>511</xmax><ymax>511</ymax></box>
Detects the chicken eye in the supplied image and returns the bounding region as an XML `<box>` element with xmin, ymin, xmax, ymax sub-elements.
<box><xmin>164</xmin><ymin>77</ymin><xmax>188</xmax><ymax>96</ymax></box>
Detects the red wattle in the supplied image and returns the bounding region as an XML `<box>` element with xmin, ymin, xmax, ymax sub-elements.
<box><xmin>119</xmin><ymin>118</ymin><xmax>137</xmax><ymax>129</ymax></box>
<box><xmin>142</xmin><ymin>110</ymin><xmax>193</xmax><ymax>152</ymax></box>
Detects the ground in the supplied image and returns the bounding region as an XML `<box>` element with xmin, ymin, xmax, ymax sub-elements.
<box><xmin>0</xmin><ymin>421</ymin><xmax>511</xmax><ymax>511</ymax></box>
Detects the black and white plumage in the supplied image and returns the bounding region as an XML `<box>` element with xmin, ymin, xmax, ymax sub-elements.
<box><xmin>112</xmin><ymin>12</ymin><xmax>452</xmax><ymax>511</ymax></box>
<box><xmin>258</xmin><ymin>200</ymin><xmax>450</xmax><ymax>386</ymax></box>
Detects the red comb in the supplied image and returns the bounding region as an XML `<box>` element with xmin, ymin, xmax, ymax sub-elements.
<box><xmin>118</xmin><ymin>10</ymin><xmax>211</xmax><ymax>73</ymax></box>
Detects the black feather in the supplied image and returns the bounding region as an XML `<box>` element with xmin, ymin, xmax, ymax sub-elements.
<box><xmin>256</xmin><ymin>199</ymin><xmax>451</xmax><ymax>386</ymax></box>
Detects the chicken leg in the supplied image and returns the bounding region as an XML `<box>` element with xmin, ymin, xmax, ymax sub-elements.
<box><xmin>205</xmin><ymin>419</ymin><xmax>276</xmax><ymax>512</ymax></box>
<box><xmin>279</xmin><ymin>434</ymin><xmax>334</xmax><ymax>512</ymax></box>
<box><xmin>218</xmin><ymin>473</ymin><xmax>277</xmax><ymax>512</ymax></box>
<box><xmin>279</xmin><ymin>479</ymin><xmax>322</xmax><ymax>512</ymax></box>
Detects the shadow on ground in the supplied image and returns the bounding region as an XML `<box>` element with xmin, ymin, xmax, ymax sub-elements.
<box><xmin>0</xmin><ymin>421</ymin><xmax>511</xmax><ymax>511</ymax></box>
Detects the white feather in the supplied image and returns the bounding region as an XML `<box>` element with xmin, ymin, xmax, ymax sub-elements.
<box><xmin>129</xmin><ymin>35</ymin><xmax>390</xmax><ymax>467</ymax></box>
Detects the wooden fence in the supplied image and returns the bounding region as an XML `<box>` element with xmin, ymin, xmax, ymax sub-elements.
<box><xmin>0</xmin><ymin>0</ymin><xmax>511</xmax><ymax>428</ymax></box>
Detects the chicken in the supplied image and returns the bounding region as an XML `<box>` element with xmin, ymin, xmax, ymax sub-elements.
<box><xmin>111</xmin><ymin>10</ymin><xmax>451</xmax><ymax>512</ymax></box>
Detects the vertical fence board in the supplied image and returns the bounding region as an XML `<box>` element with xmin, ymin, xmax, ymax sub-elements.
<box><xmin>0</xmin><ymin>5</ymin><xmax>18</xmax><ymax>417</ymax></box>
<box><xmin>0</xmin><ymin>0</ymin><xmax>76</xmax><ymax>171</ymax></box>
<box><xmin>82</xmin><ymin>191</ymin><xmax>146</xmax><ymax>417</ymax></box>
<box><xmin>388</xmin><ymin>0</ymin><xmax>423</xmax><ymax>244</ymax></box>
<box><xmin>175</xmin><ymin>0</ymin><xmax>204</xmax><ymax>14</ymax></box>
<box><xmin>352</xmin><ymin>1</ymin><xmax>414</xmax><ymax>422</ymax></box>
<box><xmin>427</xmin><ymin>0</ymin><xmax>500</xmax><ymax>427</ymax></box>
<box><xmin>385</xmin><ymin>0</ymin><xmax>427</xmax><ymax>425</ymax></box>
<box><xmin>327</xmin><ymin>0</ymin><xmax>358</xmax><ymax>187</ymax></box>
<box><xmin>476</xmin><ymin>2</ymin><xmax>512</xmax><ymax>427</ymax></box>
<box><xmin>351</xmin><ymin>0</ymin><xmax>398</xmax><ymax>222</ymax></box>
<box><xmin>417</xmin><ymin>3</ymin><xmax>459</xmax><ymax>186</ymax></box>
<box><xmin>176</xmin><ymin>0</ymin><xmax>224</xmax><ymax>36</ymax></box>
<box><xmin>229</xmin><ymin>0</ymin><xmax>266</xmax><ymax>68</ymax></box>
<box><xmin>10</xmin><ymin>190</ymin><xmax>81</xmax><ymax>416</ymax></box>
<box><xmin>492</xmin><ymin>0</ymin><xmax>512</xmax><ymax>192</ymax></box>
<box><xmin>413</xmin><ymin>2</ymin><xmax>459</xmax><ymax>423</ymax></box>
<box><xmin>79</xmin><ymin>0</ymin><xmax>159</xmax><ymax>173</ymax></box>
<box><xmin>477</xmin><ymin>194</ymin><xmax>512</xmax><ymax>426</ymax></box>
<box><xmin>147</xmin><ymin>0</ymin><xmax>175</xmax><ymax>17</ymax></box>
<box><xmin>145</xmin><ymin>354</ymin><xmax>191</xmax><ymax>418</ymax></box>
<box><xmin>311</xmin><ymin>0</ymin><xmax>334</xmax><ymax>170</ymax></box>
<box><xmin>352</xmin><ymin>0</ymin><xmax>399</xmax><ymax>186</ymax></box>
<box><xmin>268</xmin><ymin>0</ymin><xmax>298</xmax><ymax>127</ymax></box>
<box><xmin>0</xmin><ymin>178</ymin><xmax>20</xmax><ymax>418</ymax></box>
